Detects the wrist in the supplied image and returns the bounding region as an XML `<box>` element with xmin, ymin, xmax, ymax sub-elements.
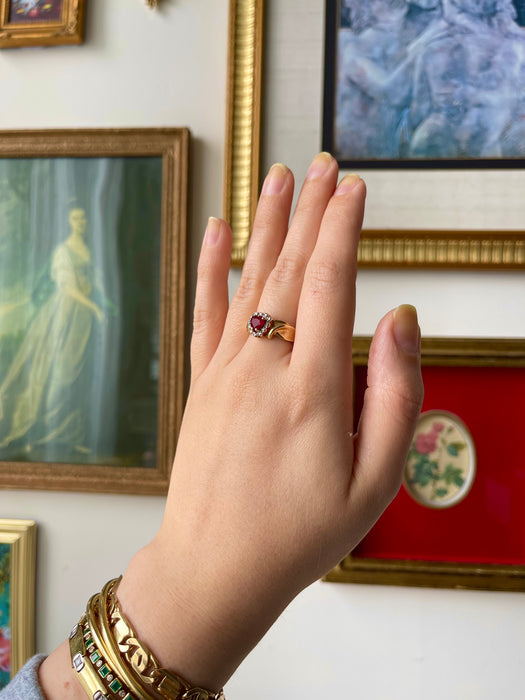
<box><xmin>116</xmin><ymin>533</ymin><xmax>293</xmax><ymax>691</ymax></box>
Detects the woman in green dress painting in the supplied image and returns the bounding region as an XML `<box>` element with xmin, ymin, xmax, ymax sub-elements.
<box><xmin>0</xmin><ymin>207</ymin><xmax>105</xmax><ymax>462</ymax></box>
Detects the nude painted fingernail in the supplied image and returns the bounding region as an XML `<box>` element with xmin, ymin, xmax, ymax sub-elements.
<box><xmin>334</xmin><ymin>173</ymin><xmax>362</xmax><ymax>195</ymax></box>
<box><xmin>305</xmin><ymin>152</ymin><xmax>334</xmax><ymax>180</ymax></box>
<box><xmin>262</xmin><ymin>163</ymin><xmax>288</xmax><ymax>195</ymax></box>
<box><xmin>393</xmin><ymin>304</ymin><xmax>421</xmax><ymax>354</ymax></box>
<box><xmin>204</xmin><ymin>216</ymin><xmax>221</xmax><ymax>246</ymax></box>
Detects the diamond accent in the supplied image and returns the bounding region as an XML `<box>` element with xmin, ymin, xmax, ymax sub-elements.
<box><xmin>72</xmin><ymin>653</ymin><xmax>85</xmax><ymax>673</ymax></box>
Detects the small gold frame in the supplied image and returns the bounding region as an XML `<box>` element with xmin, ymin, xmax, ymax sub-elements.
<box><xmin>0</xmin><ymin>519</ymin><xmax>37</xmax><ymax>682</ymax></box>
<box><xmin>0</xmin><ymin>0</ymin><xmax>85</xmax><ymax>49</ymax></box>
<box><xmin>0</xmin><ymin>129</ymin><xmax>189</xmax><ymax>495</ymax></box>
<box><xmin>223</xmin><ymin>0</ymin><xmax>525</xmax><ymax>268</ymax></box>
<box><xmin>325</xmin><ymin>336</ymin><xmax>525</xmax><ymax>592</ymax></box>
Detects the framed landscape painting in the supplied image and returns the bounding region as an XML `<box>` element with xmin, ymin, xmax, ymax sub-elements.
<box><xmin>0</xmin><ymin>519</ymin><xmax>36</xmax><ymax>688</ymax></box>
<box><xmin>323</xmin><ymin>0</ymin><xmax>525</xmax><ymax>168</ymax></box>
<box><xmin>0</xmin><ymin>0</ymin><xmax>85</xmax><ymax>48</ymax></box>
<box><xmin>0</xmin><ymin>129</ymin><xmax>189</xmax><ymax>494</ymax></box>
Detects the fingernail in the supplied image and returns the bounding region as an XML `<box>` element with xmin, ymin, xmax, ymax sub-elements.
<box><xmin>305</xmin><ymin>152</ymin><xmax>334</xmax><ymax>180</ymax></box>
<box><xmin>262</xmin><ymin>163</ymin><xmax>288</xmax><ymax>195</ymax></box>
<box><xmin>204</xmin><ymin>216</ymin><xmax>221</xmax><ymax>246</ymax></box>
<box><xmin>393</xmin><ymin>305</ymin><xmax>421</xmax><ymax>354</ymax></box>
<box><xmin>334</xmin><ymin>173</ymin><xmax>361</xmax><ymax>195</ymax></box>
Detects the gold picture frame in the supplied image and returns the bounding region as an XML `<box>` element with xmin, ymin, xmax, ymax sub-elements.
<box><xmin>0</xmin><ymin>519</ymin><xmax>37</xmax><ymax>687</ymax></box>
<box><xmin>0</xmin><ymin>0</ymin><xmax>85</xmax><ymax>49</ymax></box>
<box><xmin>325</xmin><ymin>336</ymin><xmax>525</xmax><ymax>592</ymax></box>
<box><xmin>223</xmin><ymin>0</ymin><xmax>525</xmax><ymax>268</ymax></box>
<box><xmin>0</xmin><ymin>128</ymin><xmax>189</xmax><ymax>495</ymax></box>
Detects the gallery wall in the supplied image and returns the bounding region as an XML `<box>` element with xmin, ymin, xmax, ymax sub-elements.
<box><xmin>0</xmin><ymin>1</ymin><xmax>524</xmax><ymax>699</ymax></box>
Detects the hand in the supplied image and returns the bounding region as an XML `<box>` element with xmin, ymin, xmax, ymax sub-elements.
<box><xmin>100</xmin><ymin>155</ymin><xmax>423</xmax><ymax>693</ymax></box>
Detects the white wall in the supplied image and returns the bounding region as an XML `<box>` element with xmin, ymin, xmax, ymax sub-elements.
<box><xmin>1</xmin><ymin>2</ymin><xmax>524</xmax><ymax>699</ymax></box>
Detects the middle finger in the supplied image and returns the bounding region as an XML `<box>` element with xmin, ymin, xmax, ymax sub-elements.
<box><xmin>249</xmin><ymin>153</ymin><xmax>339</xmax><ymax>354</ymax></box>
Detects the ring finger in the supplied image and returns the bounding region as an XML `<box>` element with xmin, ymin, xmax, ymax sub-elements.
<box><xmin>247</xmin><ymin>152</ymin><xmax>339</xmax><ymax>356</ymax></box>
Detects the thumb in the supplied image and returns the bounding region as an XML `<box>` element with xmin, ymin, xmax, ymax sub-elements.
<box><xmin>350</xmin><ymin>305</ymin><xmax>424</xmax><ymax>515</ymax></box>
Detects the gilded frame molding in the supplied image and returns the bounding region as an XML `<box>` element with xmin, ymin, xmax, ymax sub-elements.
<box><xmin>325</xmin><ymin>336</ymin><xmax>525</xmax><ymax>592</ymax></box>
<box><xmin>0</xmin><ymin>519</ymin><xmax>37</xmax><ymax>682</ymax></box>
<box><xmin>223</xmin><ymin>0</ymin><xmax>525</xmax><ymax>268</ymax></box>
<box><xmin>0</xmin><ymin>128</ymin><xmax>189</xmax><ymax>495</ymax></box>
<box><xmin>0</xmin><ymin>0</ymin><xmax>85</xmax><ymax>48</ymax></box>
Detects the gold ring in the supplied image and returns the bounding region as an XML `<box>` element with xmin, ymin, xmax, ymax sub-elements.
<box><xmin>247</xmin><ymin>312</ymin><xmax>295</xmax><ymax>342</ymax></box>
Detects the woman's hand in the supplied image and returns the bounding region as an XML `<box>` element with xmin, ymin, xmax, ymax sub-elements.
<box><xmin>40</xmin><ymin>154</ymin><xmax>423</xmax><ymax>699</ymax></box>
<box><xmin>115</xmin><ymin>153</ymin><xmax>424</xmax><ymax>693</ymax></box>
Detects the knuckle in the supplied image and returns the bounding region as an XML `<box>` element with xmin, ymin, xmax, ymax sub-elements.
<box><xmin>285</xmin><ymin>370</ymin><xmax>326</xmax><ymax>426</ymax></box>
<box><xmin>192</xmin><ymin>306</ymin><xmax>215</xmax><ymax>337</ymax></box>
<box><xmin>233</xmin><ymin>268</ymin><xmax>261</xmax><ymax>305</ymax></box>
<box><xmin>271</xmin><ymin>252</ymin><xmax>306</xmax><ymax>286</ymax></box>
<box><xmin>384</xmin><ymin>378</ymin><xmax>424</xmax><ymax>427</ymax></box>
<box><xmin>306</xmin><ymin>259</ymin><xmax>342</xmax><ymax>295</ymax></box>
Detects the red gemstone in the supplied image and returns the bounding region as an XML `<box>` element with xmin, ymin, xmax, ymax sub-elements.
<box><xmin>250</xmin><ymin>315</ymin><xmax>266</xmax><ymax>332</ymax></box>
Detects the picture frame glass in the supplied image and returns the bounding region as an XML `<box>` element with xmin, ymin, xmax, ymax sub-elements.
<box><xmin>323</xmin><ymin>0</ymin><xmax>525</xmax><ymax>167</ymax></box>
<box><xmin>352</xmin><ymin>358</ymin><xmax>525</xmax><ymax>566</ymax></box>
<box><xmin>258</xmin><ymin>0</ymin><xmax>525</xmax><ymax>241</ymax></box>
<box><xmin>7</xmin><ymin>0</ymin><xmax>64</xmax><ymax>24</ymax></box>
<box><xmin>0</xmin><ymin>156</ymin><xmax>163</xmax><ymax>470</ymax></box>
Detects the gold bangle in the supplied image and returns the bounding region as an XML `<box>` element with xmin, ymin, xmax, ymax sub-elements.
<box><xmin>96</xmin><ymin>581</ymin><xmax>156</xmax><ymax>700</ymax></box>
<box><xmin>71</xmin><ymin>577</ymin><xmax>225</xmax><ymax>700</ymax></box>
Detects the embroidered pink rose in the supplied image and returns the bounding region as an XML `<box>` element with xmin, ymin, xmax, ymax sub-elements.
<box><xmin>414</xmin><ymin>431</ymin><xmax>438</xmax><ymax>454</ymax></box>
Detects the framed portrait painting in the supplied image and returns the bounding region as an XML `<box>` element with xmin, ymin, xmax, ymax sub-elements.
<box><xmin>0</xmin><ymin>0</ymin><xmax>85</xmax><ymax>48</ymax></box>
<box><xmin>0</xmin><ymin>129</ymin><xmax>189</xmax><ymax>494</ymax></box>
<box><xmin>223</xmin><ymin>0</ymin><xmax>525</xmax><ymax>268</ymax></box>
<box><xmin>0</xmin><ymin>519</ymin><xmax>36</xmax><ymax>688</ymax></box>
<box><xmin>325</xmin><ymin>337</ymin><xmax>525</xmax><ymax>592</ymax></box>
<box><xmin>323</xmin><ymin>0</ymin><xmax>525</xmax><ymax>168</ymax></box>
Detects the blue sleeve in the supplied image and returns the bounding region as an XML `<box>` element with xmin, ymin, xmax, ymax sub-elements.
<box><xmin>0</xmin><ymin>655</ymin><xmax>47</xmax><ymax>700</ymax></box>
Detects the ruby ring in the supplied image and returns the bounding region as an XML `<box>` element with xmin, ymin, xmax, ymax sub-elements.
<box><xmin>247</xmin><ymin>312</ymin><xmax>295</xmax><ymax>343</ymax></box>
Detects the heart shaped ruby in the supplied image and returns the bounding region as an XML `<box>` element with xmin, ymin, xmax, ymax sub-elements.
<box><xmin>247</xmin><ymin>312</ymin><xmax>271</xmax><ymax>337</ymax></box>
<box><xmin>250</xmin><ymin>315</ymin><xmax>266</xmax><ymax>332</ymax></box>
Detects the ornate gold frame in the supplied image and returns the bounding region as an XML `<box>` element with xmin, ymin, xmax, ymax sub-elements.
<box><xmin>0</xmin><ymin>129</ymin><xmax>189</xmax><ymax>495</ymax></box>
<box><xmin>223</xmin><ymin>0</ymin><xmax>525</xmax><ymax>268</ymax></box>
<box><xmin>0</xmin><ymin>0</ymin><xmax>85</xmax><ymax>48</ymax></box>
<box><xmin>325</xmin><ymin>336</ymin><xmax>525</xmax><ymax>592</ymax></box>
<box><xmin>0</xmin><ymin>519</ymin><xmax>37</xmax><ymax>681</ymax></box>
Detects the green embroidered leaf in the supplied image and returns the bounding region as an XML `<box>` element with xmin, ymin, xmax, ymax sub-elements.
<box><xmin>447</xmin><ymin>442</ymin><xmax>466</xmax><ymax>456</ymax></box>
<box><xmin>442</xmin><ymin>464</ymin><xmax>464</xmax><ymax>486</ymax></box>
<box><xmin>435</xmin><ymin>488</ymin><xmax>448</xmax><ymax>498</ymax></box>
<box><xmin>411</xmin><ymin>460</ymin><xmax>439</xmax><ymax>487</ymax></box>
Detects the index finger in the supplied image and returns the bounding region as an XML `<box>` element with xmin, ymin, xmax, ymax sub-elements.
<box><xmin>292</xmin><ymin>174</ymin><xmax>365</xmax><ymax>375</ymax></box>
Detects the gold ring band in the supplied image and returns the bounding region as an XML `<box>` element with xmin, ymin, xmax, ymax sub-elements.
<box><xmin>247</xmin><ymin>312</ymin><xmax>295</xmax><ymax>343</ymax></box>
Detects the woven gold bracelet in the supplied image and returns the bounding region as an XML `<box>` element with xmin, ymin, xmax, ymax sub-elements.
<box><xmin>70</xmin><ymin>577</ymin><xmax>225</xmax><ymax>700</ymax></box>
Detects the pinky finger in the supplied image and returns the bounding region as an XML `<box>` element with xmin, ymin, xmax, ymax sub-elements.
<box><xmin>190</xmin><ymin>217</ymin><xmax>232</xmax><ymax>379</ymax></box>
